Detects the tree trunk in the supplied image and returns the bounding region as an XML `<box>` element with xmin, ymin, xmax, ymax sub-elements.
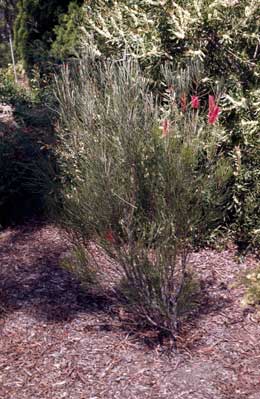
<box><xmin>8</xmin><ymin>24</ymin><xmax>17</xmax><ymax>83</ymax></box>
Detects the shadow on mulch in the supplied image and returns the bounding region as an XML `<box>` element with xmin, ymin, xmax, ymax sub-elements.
<box><xmin>0</xmin><ymin>220</ymin><xmax>44</xmax><ymax>247</ymax></box>
<box><xmin>0</xmin><ymin>224</ymin><xmax>232</xmax><ymax>349</ymax></box>
<box><xmin>0</xmin><ymin>254</ymin><xmax>114</xmax><ymax>320</ymax></box>
<box><xmin>0</xmin><ymin>224</ymin><xmax>119</xmax><ymax>324</ymax></box>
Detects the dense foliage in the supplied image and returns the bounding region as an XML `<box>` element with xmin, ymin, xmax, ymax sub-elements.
<box><xmin>83</xmin><ymin>0</ymin><xmax>259</xmax><ymax>78</ymax></box>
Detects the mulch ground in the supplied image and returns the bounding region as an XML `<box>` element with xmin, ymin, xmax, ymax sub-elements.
<box><xmin>0</xmin><ymin>222</ymin><xmax>260</xmax><ymax>399</ymax></box>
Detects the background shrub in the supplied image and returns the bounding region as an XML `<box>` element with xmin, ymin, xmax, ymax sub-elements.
<box><xmin>0</xmin><ymin>65</ymin><xmax>31</xmax><ymax>106</ymax></box>
<box><xmin>14</xmin><ymin>0</ymin><xmax>84</xmax><ymax>71</ymax></box>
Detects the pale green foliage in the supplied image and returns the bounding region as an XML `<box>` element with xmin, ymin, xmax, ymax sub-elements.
<box><xmin>60</xmin><ymin>245</ymin><xmax>99</xmax><ymax>289</ymax></box>
<box><xmin>242</xmin><ymin>266</ymin><xmax>260</xmax><ymax>306</ymax></box>
<box><xmin>83</xmin><ymin>0</ymin><xmax>259</xmax><ymax>74</ymax></box>
<box><xmin>54</xmin><ymin>52</ymin><xmax>232</xmax><ymax>332</ymax></box>
<box><xmin>84</xmin><ymin>0</ymin><xmax>163</xmax><ymax>61</ymax></box>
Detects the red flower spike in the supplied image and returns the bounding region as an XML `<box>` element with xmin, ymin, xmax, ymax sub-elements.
<box><xmin>22</xmin><ymin>127</ymin><xmax>33</xmax><ymax>134</ymax></box>
<box><xmin>208</xmin><ymin>95</ymin><xmax>220</xmax><ymax>125</ymax></box>
<box><xmin>162</xmin><ymin>119</ymin><xmax>170</xmax><ymax>137</ymax></box>
<box><xmin>208</xmin><ymin>105</ymin><xmax>220</xmax><ymax>124</ymax></box>
<box><xmin>180</xmin><ymin>94</ymin><xmax>187</xmax><ymax>112</ymax></box>
<box><xmin>209</xmin><ymin>95</ymin><xmax>216</xmax><ymax>113</ymax></box>
<box><xmin>191</xmin><ymin>95</ymin><xmax>200</xmax><ymax>109</ymax></box>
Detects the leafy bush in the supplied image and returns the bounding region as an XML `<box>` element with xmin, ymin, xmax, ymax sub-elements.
<box><xmin>0</xmin><ymin>66</ymin><xmax>32</xmax><ymax>106</ymax></box>
<box><xmin>53</xmin><ymin>53</ymin><xmax>230</xmax><ymax>333</ymax></box>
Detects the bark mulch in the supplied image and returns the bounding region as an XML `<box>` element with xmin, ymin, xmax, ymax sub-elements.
<box><xmin>0</xmin><ymin>223</ymin><xmax>259</xmax><ymax>399</ymax></box>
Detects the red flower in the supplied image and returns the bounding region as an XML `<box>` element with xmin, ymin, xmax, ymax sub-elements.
<box><xmin>208</xmin><ymin>105</ymin><xmax>220</xmax><ymax>124</ymax></box>
<box><xmin>161</xmin><ymin>119</ymin><xmax>170</xmax><ymax>137</ymax></box>
<box><xmin>191</xmin><ymin>95</ymin><xmax>200</xmax><ymax>109</ymax></box>
<box><xmin>22</xmin><ymin>127</ymin><xmax>33</xmax><ymax>134</ymax></box>
<box><xmin>105</xmin><ymin>230</ymin><xmax>116</xmax><ymax>244</ymax></box>
<box><xmin>180</xmin><ymin>94</ymin><xmax>187</xmax><ymax>112</ymax></box>
<box><xmin>208</xmin><ymin>95</ymin><xmax>220</xmax><ymax>125</ymax></box>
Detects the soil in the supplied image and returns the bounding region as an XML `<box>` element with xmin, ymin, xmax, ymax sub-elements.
<box><xmin>0</xmin><ymin>223</ymin><xmax>260</xmax><ymax>399</ymax></box>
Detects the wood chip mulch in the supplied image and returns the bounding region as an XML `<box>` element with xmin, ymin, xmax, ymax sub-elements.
<box><xmin>0</xmin><ymin>222</ymin><xmax>259</xmax><ymax>399</ymax></box>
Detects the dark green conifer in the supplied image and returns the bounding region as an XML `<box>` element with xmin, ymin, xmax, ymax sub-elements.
<box><xmin>14</xmin><ymin>0</ymin><xmax>83</xmax><ymax>70</ymax></box>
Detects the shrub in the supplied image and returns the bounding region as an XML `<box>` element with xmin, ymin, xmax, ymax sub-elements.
<box><xmin>53</xmin><ymin>52</ymin><xmax>230</xmax><ymax>334</ymax></box>
<box><xmin>0</xmin><ymin>66</ymin><xmax>31</xmax><ymax>106</ymax></box>
<box><xmin>60</xmin><ymin>244</ymin><xmax>99</xmax><ymax>290</ymax></box>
